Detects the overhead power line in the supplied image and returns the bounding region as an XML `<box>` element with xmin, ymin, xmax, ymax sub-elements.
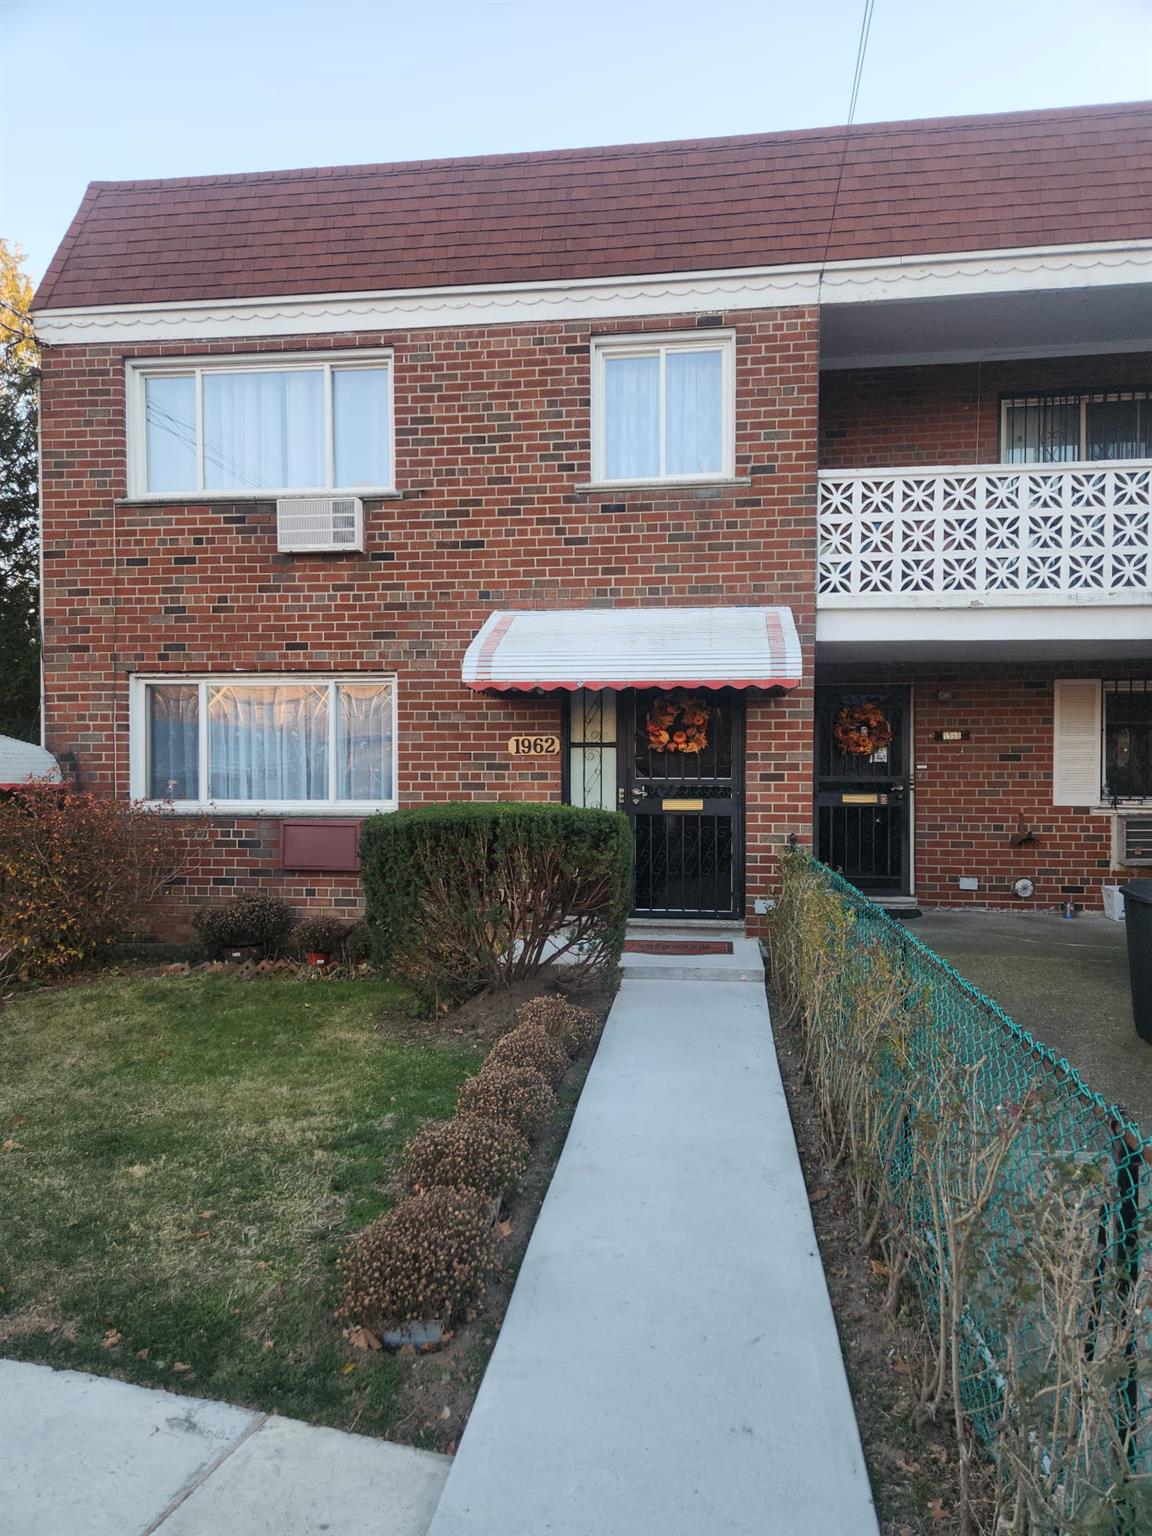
<box><xmin>818</xmin><ymin>0</ymin><xmax>877</xmax><ymax>284</ymax></box>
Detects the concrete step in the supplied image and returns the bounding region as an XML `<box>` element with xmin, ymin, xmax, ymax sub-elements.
<box><xmin>620</xmin><ymin>931</ymin><xmax>765</xmax><ymax>984</ymax></box>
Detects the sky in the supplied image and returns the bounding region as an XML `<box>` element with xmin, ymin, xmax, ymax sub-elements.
<box><xmin>2</xmin><ymin>0</ymin><xmax>1151</xmax><ymax>286</ymax></box>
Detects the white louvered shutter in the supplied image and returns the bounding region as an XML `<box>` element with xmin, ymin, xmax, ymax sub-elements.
<box><xmin>1052</xmin><ymin>679</ymin><xmax>1103</xmax><ymax>806</ymax></box>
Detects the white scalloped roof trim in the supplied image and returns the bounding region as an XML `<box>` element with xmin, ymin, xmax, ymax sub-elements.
<box><xmin>32</xmin><ymin>241</ymin><xmax>1152</xmax><ymax>344</ymax></box>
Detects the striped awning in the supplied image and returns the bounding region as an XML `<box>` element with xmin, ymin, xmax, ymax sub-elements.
<box><xmin>462</xmin><ymin>607</ymin><xmax>802</xmax><ymax>692</ymax></box>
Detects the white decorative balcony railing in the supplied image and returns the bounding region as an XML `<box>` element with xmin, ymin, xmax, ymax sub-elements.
<box><xmin>817</xmin><ymin>460</ymin><xmax>1152</xmax><ymax>605</ymax></box>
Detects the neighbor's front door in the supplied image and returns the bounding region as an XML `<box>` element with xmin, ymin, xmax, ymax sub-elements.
<box><xmin>622</xmin><ymin>689</ymin><xmax>745</xmax><ymax>920</ymax></box>
<box><xmin>814</xmin><ymin>686</ymin><xmax>911</xmax><ymax>896</ymax></box>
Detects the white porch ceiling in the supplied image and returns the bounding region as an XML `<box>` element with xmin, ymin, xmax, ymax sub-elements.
<box><xmin>820</xmin><ymin>283</ymin><xmax>1152</xmax><ymax>370</ymax></box>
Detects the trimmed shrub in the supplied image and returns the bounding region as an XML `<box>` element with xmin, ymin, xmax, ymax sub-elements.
<box><xmin>193</xmin><ymin>892</ymin><xmax>297</xmax><ymax>956</ymax></box>
<box><xmin>360</xmin><ymin>802</ymin><xmax>632</xmax><ymax>998</ymax></box>
<box><xmin>457</xmin><ymin>1063</ymin><xmax>556</xmax><ymax>1141</ymax></box>
<box><xmin>483</xmin><ymin>1022</ymin><xmax>570</xmax><ymax>1088</ymax></box>
<box><xmin>514</xmin><ymin>995</ymin><xmax>598</xmax><ymax>1058</ymax></box>
<box><xmin>402</xmin><ymin>1114</ymin><xmax>529</xmax><ymax>1198</ymax></box>
<box><xmin>0</xmin><ymin>782</ymin><xmax>203</xmax><ymax>982</ymax></box>
<box><xmin>294</xmin><ymin>914</ymin><xmax>353</xmax><ymax>958</ymax></box>
<box><xmin>335</xmin><ymin>1185</ymin><xmax>497</xmax><ymax>1328</ymax></box>
<box><xmin>341</xmin><ymin>919</ymin><xmax>374</xmax><ymax>965</ymax></box>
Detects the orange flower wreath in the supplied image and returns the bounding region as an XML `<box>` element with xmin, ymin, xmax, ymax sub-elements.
<box><xmin>833</xmin><ymin>701</ymin><xmax>893</xmax><ymax>757</ymax></box>
<box><xmin>646</xmin><ymin>694</ymin><xmax>710</xmax><ymax>754</ymax></box>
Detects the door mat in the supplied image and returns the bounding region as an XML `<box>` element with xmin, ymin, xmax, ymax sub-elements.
<box><xmin>623</xmin><ymin>940</ymin><xmax>734</xmax><ymax>955</ymax></box>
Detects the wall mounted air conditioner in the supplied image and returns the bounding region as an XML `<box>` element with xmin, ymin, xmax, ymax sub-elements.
<box><xmin>1114</xmin><ymin>813</ymin><xmax>1152</xmax><ymax>868</ymax></box>
<box><xmin>276</xmin><ymin>496</ymin><xmax>364</xmax><ymax>553</ymax></box>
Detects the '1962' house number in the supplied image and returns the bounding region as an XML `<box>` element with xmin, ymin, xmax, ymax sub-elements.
<box><xmin>508</xmin><ymin>734</ymin><xmax>561</xmax><ymax>756</ymax></box>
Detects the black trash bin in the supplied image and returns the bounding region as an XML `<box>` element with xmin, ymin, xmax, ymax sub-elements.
<box><xmin>1121</xmin><ymin>880</ymin><xmax>1152</xmax><ymax>1044</ymax></box>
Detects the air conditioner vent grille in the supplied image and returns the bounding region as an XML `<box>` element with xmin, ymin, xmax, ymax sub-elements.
<box><xmin>276</xmin><ymin>497</ymin><xmax>364</xmax><ymax>553</ymax></box>
<box><xmin>1120</xmin><ymin>815</ymin><xmax>1152</xmax><ymax>867</ymax></box>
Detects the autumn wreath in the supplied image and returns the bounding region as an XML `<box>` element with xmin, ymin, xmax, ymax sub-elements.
<box><xmin>833</xmin><ymin>701</ymin><xmax>893</xmax><ymax>757</ymax></box>
<box><xmin>646</xmin><ymin>694</ymin><xmax>710</xmax><ymax>754</ymax></box>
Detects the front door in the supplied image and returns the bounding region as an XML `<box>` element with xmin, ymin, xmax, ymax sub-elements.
<box><xmin>623</xmin><ymin>689</ymin><xmax>744</xmax><ymax>919</ymax></box>
<box><xmin>814</xmin><ymin>686</ymin><xmax>911</xmax><ymax>896</ymax></box>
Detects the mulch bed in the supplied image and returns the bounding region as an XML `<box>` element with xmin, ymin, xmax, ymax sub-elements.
<box><xmin>353</xmin><ymin>973</ymin><xmax>617</xmax><ymax>1452</ymax></box>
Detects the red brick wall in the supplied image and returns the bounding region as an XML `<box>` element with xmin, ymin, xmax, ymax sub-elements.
<box><xmin>819</xmin><ymin>662</ymin><xmax>1146</xmax><ymax>910</ymax></box>
<box><xmin>39</xmin><ymin>309</ymin><xmax>819</xmax><ymax>936</ymax></box>
<box><xmin>819</xmin><ymin>352</ymin><xmax>1152</xmax><ymax>469</ymax></box>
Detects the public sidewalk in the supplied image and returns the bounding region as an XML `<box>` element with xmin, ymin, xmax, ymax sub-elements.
<box><xmin>0</xmin><ymin>1359</ymin><xmax>448</xmax><ymax>1536</ymax></box>
<box><xmin>428</xmin><ymin>937</ymin><xmax>878</xmax><ymax>1536</ymax></box>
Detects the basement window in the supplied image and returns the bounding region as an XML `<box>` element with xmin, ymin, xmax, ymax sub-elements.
<box><xmin>127</xmin><ymin>352</ymin><xmax>394</xmax><ymax>498</ymax></box>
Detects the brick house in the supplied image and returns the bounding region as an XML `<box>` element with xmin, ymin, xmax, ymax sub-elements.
<box><xmin>30</xmin><ymin>103</ymin><xmax>1152</xmax><ymax>932</ymax></box>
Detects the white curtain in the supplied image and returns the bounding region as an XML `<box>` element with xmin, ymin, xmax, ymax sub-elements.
<box><xmin>203</xmin><ymin>370</ymin><xmax>324</xmax><ymax>490</ymax></box>
<box><xmin>337</xmin><ymin>683</ymin><xmax>393</xmax><ymax>799</ymax></box>
<box><xmin>666</xmin><ymin>349</ymin><xmax>723</xmax><ymax>476</ymax></box>
<box><xmin>147</xmin><ymin>684</ymin><xmax>199</xmax><ymax>798</ymax></box>
<box><xmin>208</xmin><ymin>684</ymin><xmax>329</xmax><ymax>801</ymax></box>
<box><xmin>145</xmin><ymin>375</ymin><xmax>198</xmax><ymax>492</ymax></box>
<box><xmin>333</xmin><ymin>367</ymin><xmax>390</xmax><ymax>487</ymax></box>
<box><xmin>604</xmin><ymin>355</ymin><xmax>659</xmax><ymax>479</ymax></box>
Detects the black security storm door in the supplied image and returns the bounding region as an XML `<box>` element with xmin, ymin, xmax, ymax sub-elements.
<box><xmin>815</xmin><ymin>686</ymin><xmax>911</xmax><ymax>896</ymax></box>
<box><xmin>622</xmin><ymin>689</ymin><xmax>745</xmax><ymax>920</ymax></box>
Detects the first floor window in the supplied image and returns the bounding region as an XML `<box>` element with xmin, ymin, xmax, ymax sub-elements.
<box><xmin>132</xmin><ymin>354</ymin><xmax>393</xmax><ymax>496</ymax></box>
<box><xmin>1001</xmin><ymin>389</ymin><xmax>1150</xmax><ymax>463</ymax></box>
<box><xmin>592</xmin><ymin>334</ymin><xmax>733</xmax><ymax>483</ymax></box>
<box><xmin>137</xmin><ymin>675</ymin><xmax>396</xmax><ymax>808</ymax></box>
<box><xmin>1104</xmin><ymin>680</ymin><xmax>1152</xmax><ymax>801</ymax></box>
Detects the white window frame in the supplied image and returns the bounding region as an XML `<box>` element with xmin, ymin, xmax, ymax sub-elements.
<box><xmin>126</xmin><ymin>349</ymin><xmax>396</xmax><ymax>500</ymax></box>
<box><xmin>589</xmin><ymin>331</ymin><xmax>736</xmax><ymax>486</ymax></box>
<box><xmin>129</xmin><ymin>672</ymin><xmax>399</xmax><ymax>814</ymax></box>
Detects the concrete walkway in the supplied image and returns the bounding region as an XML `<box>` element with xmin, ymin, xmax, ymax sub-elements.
<box><xmin>429</xmin><ymin>936</ymin><xmax>877</xmax><ymax>1536</ymax></box>
<box><xmin>0</xmin><ymin>1359</ymin><xmax>449</xmax><ymax>1536</ymax></box>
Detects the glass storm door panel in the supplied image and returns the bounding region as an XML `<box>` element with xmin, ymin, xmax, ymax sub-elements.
<box><xmin>814</xmin><ymin>686</ymin><xmax>911</xmax><ymax>896</ymax></box>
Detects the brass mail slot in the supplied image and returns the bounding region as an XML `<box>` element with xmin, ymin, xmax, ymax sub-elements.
<box><xmin>841</xmin><ymin>793</ymin><xmax>887</xmax><ymax>805</ymax></box>
<box><xmin>662</xmin><ymin>798</ymin><xmax>704</xmax><ymax>811</ymax></box>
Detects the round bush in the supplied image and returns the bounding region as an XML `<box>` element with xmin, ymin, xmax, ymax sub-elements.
<box><xmin>193</xmin><ymin>891</ymin><xmax>297</xmax><ymax>954</ymax></box>
<box><xmin>457</xmin><ymin>1064</ymin><xmax>555</xmax><ymax>1141</ymax></box>
<box><xmin>402</xmin><ymin>1114</ymin><xmax>529</xmax><ymax>1198</ymax></box>
<box><xmin>514</xmin><ymin>996</ymin><xmax>597</xmax><ymax>1058</ymax></box>
<box><xmin>483</xmin><ymin>1023</ymin><xmax>570</xmax><ymax>1088</ymax></box>
<box><xmin>294</xmin><ymin>914</ymin><xmax>352</xmax><ymax>957</ymax></box>
<box><xmin>335</xmin><ymin>1185</ymin><xmax>497</xmax><ymax>1328</ymax></box>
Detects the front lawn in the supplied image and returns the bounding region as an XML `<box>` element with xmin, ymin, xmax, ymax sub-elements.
<box><xmin>0</xmin><ymin>975</ymin><xmax>481</xmax><ymax>1436</ymax></box>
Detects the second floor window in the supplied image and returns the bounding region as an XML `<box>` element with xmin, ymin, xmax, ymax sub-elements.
<box><xmin>1001</xmin><ymin>389</ymin><xmax>1150</xmax><ymax>464</ymax></box>
<box><xmin>591</xmin><ymin>334</ymin><xmax>734</xmax><ymax>483</ymax></box>
<box><xmin>129</xmin><ymin>354</ymin><xmax>393</xmax><ymax>496</ymax></box>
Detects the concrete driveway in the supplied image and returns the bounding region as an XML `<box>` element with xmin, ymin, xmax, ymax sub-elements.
<box><xmin>907</xmin><ymin>909</ymin><xmax>1148</xmax><ymax>1130</ymax></box>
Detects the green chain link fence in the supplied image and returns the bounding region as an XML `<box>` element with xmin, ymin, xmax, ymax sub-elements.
<box><xmin>771</xmin><ymin>851</ymin><xmax>1150</xmax><ymax>1526</ymax></box>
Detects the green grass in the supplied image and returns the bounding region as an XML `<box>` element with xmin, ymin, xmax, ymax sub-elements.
<box><xmin>0</xmin><ymin>974</ymin><xmax>482</xmax><ymax>1435</ymax></box>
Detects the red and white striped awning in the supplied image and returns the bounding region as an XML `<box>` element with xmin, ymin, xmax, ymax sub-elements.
<box><xmin>462</xmin><ymin>607</ymin><xmax>802</xmax><ymax>692</ymax></box>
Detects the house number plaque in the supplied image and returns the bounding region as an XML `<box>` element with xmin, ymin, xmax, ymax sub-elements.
<box><xmin>507</xmin><ymin>734</ymin><xmax>560</xmax><ymax>756</ymax></box>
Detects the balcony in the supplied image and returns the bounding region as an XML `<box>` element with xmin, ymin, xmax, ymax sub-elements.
<box><xmin>816</xmin><ymin>460</ymin><xmax>1152</xmax><ymax>661</ymax></box>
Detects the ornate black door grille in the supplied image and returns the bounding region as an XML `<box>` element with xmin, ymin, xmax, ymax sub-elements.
<box><xmin>624</xmin><ymin>690</ymin><xmax>744</xmax><ymax>919</ymax></box>
<box><xmin>814</xmin><ymin>686</ymin><xmax>911</xmax><ymax>895</ymax></box>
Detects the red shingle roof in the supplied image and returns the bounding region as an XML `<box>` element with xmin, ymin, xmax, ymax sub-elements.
<box><xmin>34</xmin><ymin>102</ymin><xmax>1152</xmax><ymax>311</ymax></box>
